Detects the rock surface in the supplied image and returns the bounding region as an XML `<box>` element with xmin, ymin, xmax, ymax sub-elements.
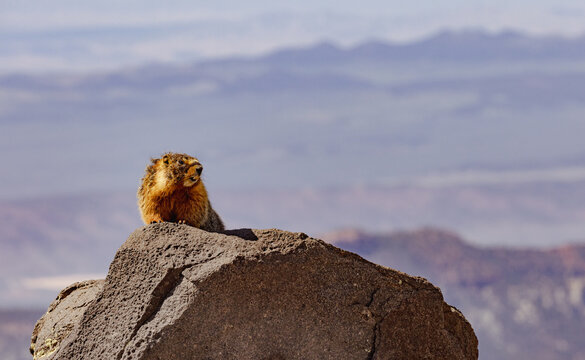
<box><xmin>30</xmin><ymin>280</ymin><xmax>104</xmax><ymax>359</ymax></box>
<box><xmin>31</xmin><ymin>224</ymin><xmax>478</xmax><ymax>359</ymax></box>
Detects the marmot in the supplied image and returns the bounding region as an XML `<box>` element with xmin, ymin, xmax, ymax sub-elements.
<box><xmin>137</xmin><ymin>152</ymin><xmax>225</xmax><ymax>232</ymax></box>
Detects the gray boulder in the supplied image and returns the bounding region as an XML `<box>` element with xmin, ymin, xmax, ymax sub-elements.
<box><xmin>31</xmin><ymin>224</ymin><xmax>478</xmax><ymax>359</ymax></box>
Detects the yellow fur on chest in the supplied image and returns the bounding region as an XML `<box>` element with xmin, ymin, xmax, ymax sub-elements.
<box><xmin>153</xmin><ymin>170</ymin><xmax>170</xmax><ymax>194</ymax></box>
<box><xmin>146</xmin><ymin>182</ymin><xmax>209</xmax><ymax>226</ymax></box>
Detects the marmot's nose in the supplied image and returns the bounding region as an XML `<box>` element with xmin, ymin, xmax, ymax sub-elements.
<box><xmin>196</xmin><ymin>167</ymin><xmax>203</xmax><ymax>175</ymax></box>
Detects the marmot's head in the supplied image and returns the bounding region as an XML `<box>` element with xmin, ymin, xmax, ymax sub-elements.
<box><xmin>154</xmin><ymin>152</ymin><xmax>203</xmax><ymax>187</ymax></box>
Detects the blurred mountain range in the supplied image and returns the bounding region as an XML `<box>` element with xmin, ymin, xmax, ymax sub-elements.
<box><xmin>2</xmin><ymin>30</ymin><xmax>585</xmax><ymax>200</ymax></box>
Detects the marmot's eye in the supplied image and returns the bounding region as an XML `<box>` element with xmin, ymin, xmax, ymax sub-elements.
<box><xmin>163</xmin><ymin>158</ymin><xmax>169</xmax><ymax>164</ymax></box>
<box><xmin>179</xmin><ymin>160</ymin><xmax>184</xmax><ymax>165</ymax></box>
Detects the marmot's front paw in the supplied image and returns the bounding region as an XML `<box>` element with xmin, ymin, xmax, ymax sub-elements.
<box><xmin>178</xmin><ymin>220</ymin><xmax>186</xmax><ymax>224</ymax></box>
<box><xmin>150</xmin><ymin>220</ymin><xmax>163</xmax><ymax>224</ymax></box>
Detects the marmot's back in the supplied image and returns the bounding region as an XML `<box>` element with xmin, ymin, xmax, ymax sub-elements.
<box><xmin>137</xmin><ymin>152</ymin><xmax>224</xmax><ymax>232</ymax></box>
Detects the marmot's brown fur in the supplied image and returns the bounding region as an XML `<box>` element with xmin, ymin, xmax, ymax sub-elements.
<box><xmin>137</xmin><ymin>152</ymin><xmax>224</xmax><ymax>232</ymax></box>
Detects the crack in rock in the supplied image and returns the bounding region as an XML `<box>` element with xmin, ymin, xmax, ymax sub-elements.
<box><xmin>365</xmin><ymin>287</ymin><xmax>380</xmax><ymax>360</ymax></box>
<box><xmin>117</xmin><ymin>264</ymin><xmax>192</xmax><ymax>360</ymax></box>
<box><xmin>367</xmin><ymin>322</ymin><xmax>379</xmax><ymax>360</ymax></box>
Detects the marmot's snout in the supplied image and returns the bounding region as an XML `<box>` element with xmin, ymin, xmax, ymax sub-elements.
<box><xmin>183</xmin><ymin>164</ymin><xmax>203</xmax><ymax>187</ymax></box>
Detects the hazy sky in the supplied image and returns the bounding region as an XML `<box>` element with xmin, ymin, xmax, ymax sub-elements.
<box><xmin>2</xmin><ymin>0</ymin><xmax>585</xmax><ymax>72</ymax></box>
<box><xmin>4</xmin><ymin>0</ymin><xmax>585</xmax><ymax>31</ymax></box>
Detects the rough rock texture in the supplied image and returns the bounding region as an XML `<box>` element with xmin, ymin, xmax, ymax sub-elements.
<box><xmin>31</xmin><ymin>224</ymin><xmax>478</xmax><ymax>359</ymax></box>
<box><xmin>30</xmin><ymin>280</ymin><xmax>104</xmax><ymax>359</ymax></box>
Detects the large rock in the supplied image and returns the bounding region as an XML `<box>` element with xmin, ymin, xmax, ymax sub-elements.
<box><xmin>31</xmin><ymin>224</ymin><xmax>478</xmax><ymax>359</ymax></box>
